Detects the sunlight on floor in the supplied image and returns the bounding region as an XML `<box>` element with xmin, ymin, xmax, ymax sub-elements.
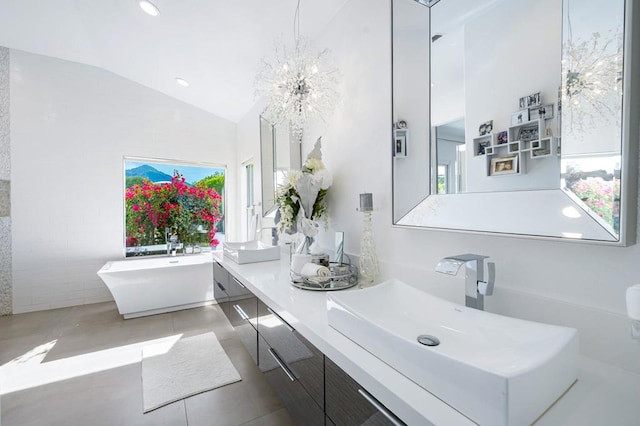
<box><xmin>0</xmin><ymin>334</ymin><xmax>182</xmax><ymax>395</ymax></box>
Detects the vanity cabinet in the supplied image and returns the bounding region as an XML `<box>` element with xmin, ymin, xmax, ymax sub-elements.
<box><xmin>213</xmin><ymin>261</ymin><xmax>229</xmax><ymax>315</ymax></box>
<box><xmin>217</xmin><ymin>263</ymin><xmax>403</xmax><ymax>425</ymax></box>
<box><xmin>213</xmin><ymin>261</ymin><xmax>258</xmax><ymax>363</ymax></box>
<box><xmin>257</xmin><ymin>299</ymin><xmax>325</xmax><ymax>425</ymax></box>
<box><xmin>325</xmin><ymin>357</ymin><xmax>404</xmax><ymax>426</ymax></box>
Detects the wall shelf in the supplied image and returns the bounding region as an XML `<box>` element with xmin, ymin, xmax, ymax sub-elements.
<box><xmin>471</xmin><ymin>119</ymin><xmax>558</xmax><ymax>177</ymax></box>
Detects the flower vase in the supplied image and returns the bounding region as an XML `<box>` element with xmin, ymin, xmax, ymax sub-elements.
<box><xmin>296</xmin><ymin>235</ymin><xmax>314</xmax><ymax>254</ymax></box>
<box><xmin>359</xmin><ymin>210</ymin><xmax>379</xmax><ymax>288</ymax></box>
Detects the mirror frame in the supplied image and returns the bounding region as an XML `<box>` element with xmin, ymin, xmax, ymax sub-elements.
<box><xmin>260</xmin><ymin>116</ymin><xmax>302</xmax><ymax>218</ymax></box>
<box><xmin>390</xmin><ymin>0</ymin><xmax>639</xmax><ymax>246</ymax></box>
<box><xmin>260</xmin><ymin>115</ymin><xmax>277</xmax><ymax>217</ymax></box>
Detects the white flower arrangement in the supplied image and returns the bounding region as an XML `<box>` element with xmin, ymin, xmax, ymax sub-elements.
<box><xmin>275</xmin><ymin>137</ymin><xmax>331</xmax><ymax>236</ymax></box>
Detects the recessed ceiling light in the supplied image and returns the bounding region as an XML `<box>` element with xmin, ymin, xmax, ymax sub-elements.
<box><xmin>139</xmin><ymin>1</ymin><xmax>160</xmax><ymax>17</ymax></box>
<box><xmin>175</xmin><ymin>77</ymin><xmax>189</xmax><ymax>87</ymax></box>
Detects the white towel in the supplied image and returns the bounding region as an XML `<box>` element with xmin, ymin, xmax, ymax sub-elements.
<box><xmin>300</xmin><ymin>263</ymin><xmax>331</xmax><ymax>277</ymax></box>
<box><xmin>291</xmin><ymin>254</ymin><xmax>312</xmax><ymax>275</ymax></box>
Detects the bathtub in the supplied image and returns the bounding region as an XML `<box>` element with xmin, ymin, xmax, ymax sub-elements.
<box><xmin>97</xmin><ymin>254</ymin><xmax>214</xmax><ymax>319</ymax></box>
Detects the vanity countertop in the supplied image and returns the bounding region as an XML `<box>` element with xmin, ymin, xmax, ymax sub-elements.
<box><xmin>213</xmin><ymin>252</ymin><xmax>640</xmax><ymax>425</ymax></box>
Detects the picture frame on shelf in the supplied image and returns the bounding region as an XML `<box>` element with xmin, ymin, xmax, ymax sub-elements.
<box><xmin>393</xmin><ymin>129</ymin><xmax>407</xmax><ymax>157</ymax></box>
<box><xmin>519</xmin><ymin>92</ymin><xmax>541</xmax><ymax>109</ymax></box>
<box><xmin>511</xmin><ymin>109</ymin><xmax>530</xmax><ymax>125</ymax></box>
<box><xmin>497</xmin><ymin>131</ymin><xmax>508</xmax><ymax>144</ymax></box>
<box><xmin>532</xmin><ymin>147</ymin><xmax>551</xmax><ymax>157</ymax></box>
<box><xmin>518</xmin><ymin>125</ymin><xmax>539</xmax><ymax>142</ymax></box>
<box><xmin>477</xmin><ymin>141</ymin><xmax>491</xmax><ymax>155</ymax></box>
<box><xmin>479</xmin><ymin>120</ymin><xmax>493</xmax><ymax>135</ymax></box>
<box><xmin>529</xmin><ymin>104</ymin><xmax>554</xmax><ymax>120</ymax></box>
<box><xmin>490</xmin><ymin>155</ymin><xmax>518</xmax><ymax>176</ymax></box>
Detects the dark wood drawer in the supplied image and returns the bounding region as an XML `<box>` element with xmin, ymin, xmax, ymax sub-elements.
<box><xmin>258</xmin><ymin>333</ymin><xmax>324</xmax><ymax>425</ymax></box>
<box><xmin>325</xmin><ymin>356</ymin><xmax>404</xmax><ymax>426</ymax></box>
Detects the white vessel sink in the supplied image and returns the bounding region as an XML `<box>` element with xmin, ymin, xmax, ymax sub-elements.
<box><xmin>223</xmin><ymin>240</ymin><xmax>280</xmax><ymax>264</ymax></box>
<box><xmin>327</xmin><ymin>279</ymin><xmax>579</xmax><ymax>426</ymax></box>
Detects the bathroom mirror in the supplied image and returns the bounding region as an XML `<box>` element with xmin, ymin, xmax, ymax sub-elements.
<box><xmin>260</xmin><ymin>116</ymin><xmax>302</xmax><ymax>217</ymax></box>
<box><xmin>391</xmin><ymin>0</ymin><xmax>639</xmax><ymax>244</ymax></box>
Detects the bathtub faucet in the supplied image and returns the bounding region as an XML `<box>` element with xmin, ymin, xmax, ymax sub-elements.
<box><xmin>435</xmin><ymin>254</ymin><xmax>495</xmax><ymax>310</ymax></box>
<box><xmin>166</xmin><ymin>230</ymin><xmax>180</xmax><ymax>256</ymax></box>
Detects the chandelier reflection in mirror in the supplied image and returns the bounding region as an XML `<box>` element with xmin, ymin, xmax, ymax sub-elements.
<box><xmin>562</xmin><ymin>16</ymin><xmax>623</xmax><ymax>135</ymax></box>
<box><xmin>255</xmin><ymin>0</ymin><xmax>339</xmax><ymax>137</ymax></box>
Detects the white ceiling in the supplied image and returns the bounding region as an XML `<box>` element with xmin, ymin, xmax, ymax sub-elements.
<box><xmin>0</xmin><ymin>0</ymin><xmax>349</xmax><ymax>122</ymax></box>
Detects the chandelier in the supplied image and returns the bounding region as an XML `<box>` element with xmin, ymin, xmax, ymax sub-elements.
<box><xmin>255</xmin><ymin>0</ymin><xmax>339</xmax><ymax>137</ymax></box>
<box><xmin>562</xmin><ymin>14</ymin><xmax>623</xmax><ymax>135</ymax></box>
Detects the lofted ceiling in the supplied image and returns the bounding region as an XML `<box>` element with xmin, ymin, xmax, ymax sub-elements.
<box><xmin>0</xmin><ymin>0</ymin><xmax>349</xmax><ymax>122</ymax></box>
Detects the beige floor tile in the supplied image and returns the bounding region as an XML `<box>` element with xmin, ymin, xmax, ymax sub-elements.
<box><xmin>1</xmin><ymin>363</ymin><xmax>188</xmax><ymax>426</ymax></box>
<box><xmin>1</xmin><ymin>302</ymin><xmax>292</xmax><ymax>426</ymax></box>
<box><xmin>184</xmin><ymin>338</ymin><xmax>285</xmax><ymax>426</ymax></box>
<box><xmin>64</xmin><ymin>301</ymin><xmax>122</xmax><ymax>326</ymax></box>
<box><xmin>0</xmin><ymin>306</ymin><xmax>71</xmax><ymax>340</ymax></box>
<box><xmin>43</xmin><ymin>312</ymin><xmax>176</xmax><ymax>362</ymax></box>
<box><xmin>170</xmin><ymin>304</ymin><xmax>235</xmax><ymax>341</ymax></box>
<box><xmin>240</xmin><ymin>408</ymin><xmax>295</xmax><ymax>426</ymax></box>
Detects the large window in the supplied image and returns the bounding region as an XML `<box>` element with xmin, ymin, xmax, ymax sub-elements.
<box><xmin>124</xmin><ymin>157</ymin><xmax>225</xmax><ymax>257</ymax></box>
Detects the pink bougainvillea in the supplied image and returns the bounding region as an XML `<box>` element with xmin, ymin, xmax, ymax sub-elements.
<box><xmin>569</xmin><ymin>178</ymin><xmax>620</xmax><ymax>230</ymax></box>
<box><xmin>125</xmin><ymin>173</ymin><xmax>222</xmax><ymax>248</ymax></box>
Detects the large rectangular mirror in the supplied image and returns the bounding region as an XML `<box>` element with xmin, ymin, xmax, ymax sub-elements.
<box><xmin>260</xmin><ymin>116</ymin><xmax>302</xmax><ymax>217</ymax></box>
<box><xmin>391</xmin><ymin>0</ymin><xmax>639</xmax><ymax>244</ymax></box>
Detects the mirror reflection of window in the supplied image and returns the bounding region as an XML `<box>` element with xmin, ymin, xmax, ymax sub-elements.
<box><xmin>435</xmin><ymin>119</ymin><xmax>465</xmax><ymax>194</ymax></box>
<box><xmin>437</xmin><ymin>165</ymin><xmax>448</xmax><ymax>194</ymax></box>
<box><xmin>561</xmin><ymin>155</ymin><xmax>621</xmax><ymax>234</ymax></box>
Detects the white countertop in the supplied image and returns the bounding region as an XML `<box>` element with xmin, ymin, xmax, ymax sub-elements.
<box><xmin>213</xmin><ymin>252</ymin><xmax>640</xmax><ymax>425</ymax></box>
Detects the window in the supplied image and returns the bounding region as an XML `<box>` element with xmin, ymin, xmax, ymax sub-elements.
<box><xmin>124</xmin><ymin>157</ymin><xmax>225</xmax><ymax>257</ymax></box>
<box><xmin>437</xmin><ymin>164</ymin><xmax>448</xmax><ymax>194</ymax></box>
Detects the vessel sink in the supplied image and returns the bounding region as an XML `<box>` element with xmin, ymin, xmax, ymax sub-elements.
<box><xmin>327</xmin><ymin>279</ymin><xmax>579</xmax><ymax>426</ymax></box>
<box><xmin>223</xmin><ymin>240</ymin><xmax>280</xmax><ymax>264</ymax></box>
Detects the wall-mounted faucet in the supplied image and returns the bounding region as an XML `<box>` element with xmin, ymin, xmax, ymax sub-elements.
<box><xmin>435</xmin><ymin>254</ymin><xmax>496</xmax><ymax>310</ymax></box>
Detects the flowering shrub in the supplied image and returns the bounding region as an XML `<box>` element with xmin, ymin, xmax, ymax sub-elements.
<box><xmin>569</xmin><ymin>178</ymin><xmax>620</xmax><ymax>229</ymax></box>
<box><xmin>275</xmin><ymin>138</ymin><xmax>332</xmax><ymax>236</ymax></box>
<box><xmin>125</xmin><ymin>173</ymin><xmax>222</xmax><ymax>248</ymax></box>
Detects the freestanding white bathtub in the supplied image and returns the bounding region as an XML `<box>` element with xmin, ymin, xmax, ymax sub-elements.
<box><xmin>97</xmin><ymin>254</ymin><xmax>214</xmax><ymax>319</ymax></box>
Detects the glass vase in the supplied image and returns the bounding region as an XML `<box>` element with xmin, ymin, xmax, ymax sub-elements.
<box><xmin>359</xmin><ymin>211</ymin><xmax>379</xmax><ymax>288</ymax></box>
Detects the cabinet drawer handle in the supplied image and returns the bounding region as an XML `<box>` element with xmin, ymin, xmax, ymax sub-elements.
<box><xmin>233</xmin><ymin>304</ymin><xmax>249</xmax><ymax>321</ymax></box>
<box><xmin>266</xmin><ymin>307</ymin><xmax>294</xmax><ymax>332</ymax></box>
<box><xmin>268</xmin><ymin>347</ymin><xmax>296</xmax><ymax>382</ymax></box>
<box><xmin>357</xmin><ymin>388</ymin><xmax>405</xmax><ymax>426</ymax></box>
<box><xmin>232</xmin><ymin>276</ymin><xmax>246</xmax><ymax>288</ymax></box>
<box><xmin>216</xmin><ymin>282</ymin><xmax>226</xmax><ymax>292</ymax></box>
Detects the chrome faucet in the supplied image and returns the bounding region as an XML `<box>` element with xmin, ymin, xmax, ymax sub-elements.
<box><xmin>255</xmin><ymin>226</ymin><xmax>279</xmax><ymax>246</ymax></box>
<box><xmin>435</xmin><ymin>254</ymin><xmax>496</xmax><ymax>310</ymax></box>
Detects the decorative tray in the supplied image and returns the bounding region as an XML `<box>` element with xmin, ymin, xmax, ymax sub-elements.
<box><xmin>291</xmin><ymin>262</ymin><xmax>358</xmax><ymax>291</ymax></box>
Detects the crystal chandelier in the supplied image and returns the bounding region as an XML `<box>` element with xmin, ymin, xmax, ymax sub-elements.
<box><xmin>255</xmin><ymin>0</ymin><xmax>339</xmax><ymax>137</ymax></box>
<box><xmin>562</xmin><ymin>14</ymin><xmax>623</xmax><ymax>135</ymax></box>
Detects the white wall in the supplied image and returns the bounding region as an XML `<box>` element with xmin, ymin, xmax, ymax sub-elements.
<box><xmin>238</xmin><ymin>0</ymin><xmax>640</xmax><ymax>373</ymax></box>
<box><xmin>10</xmin><ymin>49</ymin><xmax>238</xmax><ymax>313</ymax></box>
<box><xmin>464</xmin><ymin>0</ymin><xmax>562</xmax><ymax>191</ymax></box>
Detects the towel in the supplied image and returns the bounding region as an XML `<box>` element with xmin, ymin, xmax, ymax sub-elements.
<box><xmin>300</xmin><ymin>263</ymin><xmax>331</xmax><ymax>277</ymax></box>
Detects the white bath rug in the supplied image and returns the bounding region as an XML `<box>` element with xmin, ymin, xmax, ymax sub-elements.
<box><xmin>141</xmin><ymin>332</ymin><xmax>241</xmax><ymax>413</ymax></box>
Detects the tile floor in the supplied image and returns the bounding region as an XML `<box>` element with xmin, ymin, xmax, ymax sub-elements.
<box><xmin>0</xmin><ymin>302</ymin><xmax>294</xmax><ymax>426</ymax></box>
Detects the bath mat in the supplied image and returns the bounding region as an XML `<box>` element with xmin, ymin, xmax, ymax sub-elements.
<box><xmin>141</xmin><ymin>332</ymin><xmax>241</xmax><ymax>412</ymax></box>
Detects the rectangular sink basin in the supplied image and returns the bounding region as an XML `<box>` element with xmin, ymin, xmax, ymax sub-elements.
<box><xmin>223</xmin><ymin>240</ymin><xmax>280</xmax><ymax>264</ymax></box>
<box><xmin>327</xmin><ymin>279</ymin><xmax>579</xmax><ymax>425</ymax></box>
